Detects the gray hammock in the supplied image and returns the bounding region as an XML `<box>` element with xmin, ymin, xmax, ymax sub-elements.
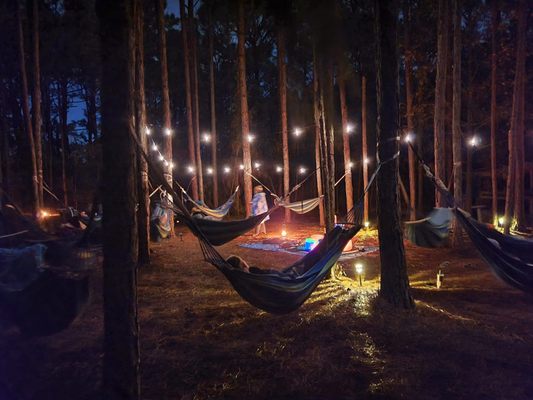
<box><xmin>404</xmin><ymin>208</ymin><xmax>453</xmax><ymax>247</ymax></box>
<box><xmin>279</xmin><ymin>196</ymin><xmax>323</xmax><ymax>214</ymax></box>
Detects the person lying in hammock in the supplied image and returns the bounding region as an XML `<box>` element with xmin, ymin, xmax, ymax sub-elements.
<box><xmin>252</xmin><ymin>185</ymin><xmax>269</xmax><ymax>236</ymax></box>
<box><xmin>226</xmin><ymin>255</ymin><xmax>280</xmax><ymax>275</ymax></box>
<box><xmin>191</xmin><ymin>201</ymin><xmax>217</xmax><ymax>220</ymax></box>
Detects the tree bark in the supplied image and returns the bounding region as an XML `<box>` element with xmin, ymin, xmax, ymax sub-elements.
<box><xmin>59</xmin><ymin>80</ymin><xmax>69</xmax><ymax>207</ymax></box>
<box><xmin>179</xmin><ymin>0</ymin><xmax>198</xmax><ymax>199</ymax></box>
<box><xmin>361</xmin><ymin>75</ymin><xmax>369</xmax><ymax>223</ymax></box>
<box><xmin>404</xmin><ymin>2</ymin><xmax>416</xmax><ymax>220</ymax></box>
<box><xmin>135</xmin><ymin>0</ymin><xmax>150</xmax><ymax>264</ymax></box>
<box><xmin>32</xmin><ymin>0</ymin><xmax>43</xmax><ymax>208</ymax></box>
<box><xmin>16</xmin><ymin>0</ymin><xmax>39</xmax><ymax>214</ymax></box>
<box><xmin>451</xmin><ymin>0</ymin><xmax>463</xmax><ymax>247</ymax></box>
<box><xmin>504</xmin><ymin>0</ymin><xmax>526</xmax><ymax>233</ymax></box>
<box><xmin>208</xmin><ymin>6</ymin><xmax>218</xmax><ymax>206</ymax></box>
<box><xmin>238</xmin><ymin>0</ymin><xmax>252</xmax><ymax>217</ymax></box>
<box><xmin>155</xmin><ymin>0</ymin><xmax>173</xmax><ymax>187</ymax></box>
<box><xmin>375</xmin><ymin>0</ymin><xmax>414</xmax><ymax>308</ymax></box>
<box><xmin>189</xmin><ymin>0</ymin><xmax>204</xmax><ymax>201</ymax></box>
<box><xmin>95</xmin><ymin>0</ymin><xmax>140</xmax><ymax>397</ymax></box>
<box><xmin>513</xmin><ymin>0</ymin><xmax>526</xmax><ymax>229</ymax></box>
<box><xmin>490</xmin><ymin>1</ymin><xmax>499</xmax><ymax>222</ymax></box>
<box><xmin>277</xmin><ymin>26</ymin><xmax>291</xmax><ymax>222</ymax></box>
<box><xmin>433</xmin><ymin>0</ymin><xmax>449</xmax><ymax>207</ymax></box>
<box><xmin>312</xmin><ymin>48</ymin><xmax>325</xmax><ymax>226</ymax></box>
<box><xmin>339</xmin><ymin>77</ymin><xmax>354</xmax><ymax>213</ymax></box>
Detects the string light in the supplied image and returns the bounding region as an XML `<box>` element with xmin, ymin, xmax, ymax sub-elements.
<box><xmin>187</xmin><ymin>165</ymin><xmax>195</xmax><ymax>174</ymax></box>
<box><xmin>206</xmin><ymin>167</ymin><xmax>213</xmax><ymax>175</ymax></box>
<box><xmin>299</xmin><ymin>166</ymin><xmax>307</xmax><ymax>175</ymax></box>
<box><xmin>349</xmin><ymin>161</ymin><xmax>354</xmax><ymax>168</ymax></box>
<box><xmin>404</xmin><ymin>132</ymin><xmax>414</xmax><ymax>143</ymax></box>
<box><xmin>169</xmin><ymin>161</ymin><xmax>175</xmax><ymax>169</ymax></box>
<box><xmin>152</xmin><ymin>143</ymin><xmax>158</xmax><ymax>151</ymax></box>
<box><xmin>145</xmin><ymin>127</ymin><xmax>151</xmax><ymax>135</ymax></box>
<box><xmin>346</xmin><ymin>123</ymin><xmax>355</xmax><ymax>134</ymax></box>
<box><xmin>223</xmin><ymin>166</ymin><xmax>231</xmax><ymax>174</ymax></box>
<box><xmin>276</xmin><ymin>165</ymin><xmax>283</xmax><ymax>173</ymax></box>
<box><xmin>468</xmin><ymin>135</ymin><xmax>481</xmax><ymax>148</ymax></box>
<box><xmin>247</xmin><ymin>134</ymin><xmax>255</xmax><ymax>143</ymax></box>
<box><xmin>165</xmin><ymin>128</ymin><xmax>172</xmax><ymax>136</ymax></box>
<box><xmin>254</xmin><ymin>161</ymin><xmax>261</xmax><ymax>170</ymax></box>
<box><xmin>159</xmin><ymin>154</ymin><xmax>164</xmax><ymax>161</ymax></box>
<box><xmin>293</xmin><ymin>127</ymin><xmax>302</xmax><ymax>137</ymax></box>
<box><xmin>202</xmin><ymin>133</ymin><xmax>211</xmax><ymax>143</ymax></box>
<box><xmin>239</xmin><ymin>164</ymin><xmax>245</xmax><ymax>170</ymax></box>
<box><xmin>363</xmin><ymin>158</ymin><xmax>370</xmax><ymax>165</ymax></box>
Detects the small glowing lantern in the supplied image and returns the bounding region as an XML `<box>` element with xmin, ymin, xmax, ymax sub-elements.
<box><xmin>281</xmin><ymin>224</ymin><xmax>287</xmax><ymax>238</ymax></box>
<box><xmin>364</xmin><ymin>221</ymin><xmax>370</xmax><ymax>229</ymax></box>
<box><xmin>498</xmin><ymin>216</ymin><xmax>505</xmax><ymax>227</ymax></box>
<box><xmin>354</xmin><ymin>262</ymin><xmax>364</xmax><ymax>286</ymax></box>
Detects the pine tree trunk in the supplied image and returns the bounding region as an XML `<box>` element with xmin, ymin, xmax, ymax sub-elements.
<box><xmin>238</xmin><ymin>0</ymin><xmax>252</xmax><ymax>217</ymax></box>
<box><xmin>375</xmin><ymin>0</ymin><xmax>414</xmax><ymax>309</ymax></box>
<box><xmin>42</xmin><ymin>79</ymin><xmax>53</xmax><ymax>188</ymax></box>
<box><xmin>361</xmin><ymin>75</ymin><xmax>369</xmax><ymax>223</ymax></box>
<box><xmin>208</xmin><ymin>7</ymin><xmax>218</xmax><ymax>206</ymax></box>
<box><xmin>323</xmin><ymin>60</ymin><xmax>336</xmax><ymax>231</ymax></box>
<box><xmin>95</xmin><ymin>0</ymin><xmax>140</xmax><ymax>397</ymax></box>
<box><xmin>451</xmin><ymin>0</ymin><xmax>463</xmax><ymax>247</ymax></box>
<box><xmin>32</xmin><ymin>0</ymin><xmax>43</xmax><ymax>208</ymax></box>
<box><xmin>312</xmin><ymin>48</ymin><xmax>325</xmax><ymax>226</ymax></box>
<box><xmin>16</xmin><ymin>1</ymin><xmax>39</xmax><ymax>215</ymax></box>
<box><xmin>59</xmin><ymin>80</ymin><xmax>69</xmax><ymax>207</ymax></box>
<box><xmin>513</xmin><ymin>0</ymin><xmax>526</xmax><ymax>229</ymax></box>
<box><xmin>278</xmin><ymin>26</ymin><xmax>291</xmax><ymax>222</ymax></box>
<box><xmin>404</xmin><ymin>3</ymin><xmax>416</xmax><ymax>220</ymax></box>
<box><xmin>156</xmin><ymin>0</ymin><xmax>173</xmax><ymax>187</ymax></box>
<box><xmin>189</xmin><ymin>0</ymin><xmax>204</xmax><ymax>201</ymax></box>
<box><xmin>433</xmin><ymin>0</ymin><xmax>448</xmax><ymax>207</ymax></box>
<box><xmin>179</xmin><ymin>0</ymin><xmax>198</xmax><ymax>199</ymax></box>
<box><xmin>504</xmin><ymin>0</ymin><xmax>526</xmax><ymax>233</ymax></box>
<box><xmin>490</xmin><ymin>1</ymin><xmax>499</xmax><ymax>222</ymax></box>
<box><xmin>135</xmin><ymin>0</ymin><xmax>150</xmax><ymax>264</ymax></box>
<box><xmin>339</xmin><ymin>78</ymin><xmax>354</xmax><ymax>213</ymax></box>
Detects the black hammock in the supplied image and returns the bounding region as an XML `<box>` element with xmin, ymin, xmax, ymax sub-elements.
<box><xmin>409</xmin><ymin>143</ymin><xmax>533</xmax><ymax>293</ymax></box>
<box><xmin>134</xmin><ymin>131</ymin><xmax>381</xmax><ymax>313</ymax></box>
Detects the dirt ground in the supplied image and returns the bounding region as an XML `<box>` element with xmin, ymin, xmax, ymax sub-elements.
<box><xmin>1</xmin><ymin>220</ymin><xmax>533</xmax><ymax>400</ymax></box>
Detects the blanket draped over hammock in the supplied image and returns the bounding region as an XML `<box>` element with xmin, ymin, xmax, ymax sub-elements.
<box><xmin>279</xmin><ymin>196</ymin><xmax>323</xmax><ymax>214</ymax></box>
<box><xmin>190</xmin><ymin>187</ymin><xmax>239</xmax><ymax>220</ymax></box>
<box><xmin>404</xmin><ymin>208</ymin><xmax>453</xmax><ymax>247</ymax></box>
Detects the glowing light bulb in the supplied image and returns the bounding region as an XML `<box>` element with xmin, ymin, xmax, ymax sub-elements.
<box><xmin>276</xmin><ymin>165</ymin><xmax>283</xmax><ymax>173</ymax></box>
<box><xmin>145</xmin><ymin>127</ymin><xmax>151</xmax><ymax>135</ymax></box>
<box><xmin>187</xmin><ymin>165</ymin><xmax>195</xmax><ymax>174</ymax></box>
<box><xmin>202</xmin><ymin>133</ymin><xmax>211</xmax><ymax>143</ymax></box>
<box><xmin>349</xmin><ymin>161</ymin><xmax>354</xmax><ymax>168</ymax></box>
<box><xmin>364</xmin><ymin>221</ymin><xmax>370</xmax><ymax>229</ymax></box>
<box><xmin>247</xmin><ymin>134</ymin><xmax>255</xmax><ymax>143</ymax></box>
<box><xmin>223</xmin><ymin>166</ymin><xmax>231</xmax><ymax>174</ymax></box>
<box><xmin>404</xmin><ymin>132</ymin><xmax>414</xmax><ymax>143</ymax></box>
<box><xmin>281</xmin><ymin>229</ymin><xmax>287</xmax><ymax>237</ymax></box>
<box><xmin>239</xmin><ymin>164</ymin><xmax>244</xmax><ymax>170</ymax></box>
<box><xmin>206</xmin><ymin>167</ymin><xmax>213</xmax><ymax>175</ymax></box>
<box><xmin>254</xmin><ymin>162</ymin><xmax>261</xmax><ymax>169</ymax></box>
<box><xmin>498</xmin><ymin>216</ymin><xmax>505</xmax><ymax>226</ymax></box>
<box><xmin>346</xmin><ymin>123</ymin><xmax>355</xmax><ymax>134</ymax></box>
<box><xmin>165</xmin><ymin>128</ymin><xmax>172</xmax><ymax>136</ymax></box>
<box><xmin>469</xmin><ymin>135</ymin><xmax>480</xmax><ymax>148</ymax></box>
<box><xmin>169</xmin><ymin>162</ymin><xmax>175</xmax><ymax>169</ymax></box>
<box><xmin>299</xmin><ymin>167</ymin><xmax>307</xmax><ymax>175</ymax></box>
<box><xmin>159</xmin><ymin>154</ymin><xmax>164</xmax><ymax>161</ymax></box>
<box><xmin>363</xmin><ymin>158</ymin><xmax>370</xmax><ymax>165</ymax></box>
<box><xmin>152</xmin><ymin>144</ymin><xmax>158</xmax><ymax>151</ymax></box>
<box><xmin>293</xmin><ymin>127</ymin><xmax>302</xmax><ymax>137</ymax></box>
<box><xmin>355</xmin><ymin>263</ymin><xmax>364</xmax><ymax>274</ymax></box>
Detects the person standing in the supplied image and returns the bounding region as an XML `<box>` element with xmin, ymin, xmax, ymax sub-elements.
<box><xmin>252</xmin><ymin>185</ymin><xmax>269</xmax><ymax>236</ymax></box>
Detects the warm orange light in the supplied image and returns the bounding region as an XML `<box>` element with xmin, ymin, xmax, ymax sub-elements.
<box><xmin>281</xmin><ymin>230</ymin><xmax>287</xmax><ymax>237</ymax></box>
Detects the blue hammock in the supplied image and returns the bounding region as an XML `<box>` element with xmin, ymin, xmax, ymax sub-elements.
<box><xmin>404</xmin><ymin>208</ymin><xmax>453</xmax><ymax>247</ymax></box>
<box><xmin>190</xmin><ymin>187</ymin><xmax>239</xmax><ymax>220</ymax></box>
<box><xmin>151</xmin><ymin>199</ymin><xmax>172</xmax><ymax>241</ymax></box>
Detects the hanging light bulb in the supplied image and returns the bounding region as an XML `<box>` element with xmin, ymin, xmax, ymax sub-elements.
<box><xmin>206</xmin><ymin>167</ymin><xmax>213</xmax><ymax>175</ymax></box>
<box><xmin>363</xmin><ymin>158</ymin><xmax>370</xmax><ymax>165</ymax></box>
<box><xmin>159</xmin><ymin>154</ymin><xmax>164</xmax><ymax>161</ymax></box>
<box><xmin>298</xmin><ymin>166</ymin><xmax>307</xmax><ymax>175</ymax></box>
<box><xmin>223</xmin><ymin>166</ymin><xmax>231</xmax><ymax>174</ymax></box>
<box><xmin>276</xmin><ymin>165</ymin><xmax>283</xmax><ymax>173</ymax></box>
<box><xmin>254</xmin><ymin>161</ymin><xmax>261</xmax><ymax>170</ymax></box>
<box><xmin>165</xmin><ymin>128</ymin><xmax>172</xmax><ymax>136</ymax></box>
<box><xmin>404</xmin><ymin>132</ymin><xmax>414</xmax><ymax>143</ymax></box>
<box><xmin>152</xmin><ymin>143</ymin><xmax>158</xmax><ymax>151</ymax></box>
<box><xmin>364</xmin><ymin>221</ymin><xmax>370</xmax><ymax>229</ymax></box>
<box><xmin>169</xmin><ymin>161</ymin><xmax>175</xmax><ymax>169</ymax></box>
<box><xmin>247</xmin><ymin>134</ymin><xmax>255</xmax><ymax>143</ymax></box>
<box><xmin>145</xmin><ymin>127</ymin><xmax>151</xmax><ymax>135</ymax></box>
<box><xmin>349</xmin><ymin>161</ymin><xmax>354</xmax><ymax>168</ymax></box>
<box><xmin>468</xmin><ymin>135</ymin><xmax>481</xmax><ymax>148</ymax></box>
<box><xmin>187</xmin><ymin>165</ymin><xmax>195</xmax><ymax>174</ymax></box>
<box><xmin>239</xmin><ymin>164</ymin><xmax>245</xmax><ymax>170</ymax></box>
<box><xmin>202</xmin><ymin>133</ymin><xmax>211</xmax><ymax>143</ymax></box>
<box><xmin>346</xmin><ymin>123</ymin><xmax>355</xmax><ymax>134</ymax></box>
<box><xmin>293</xmin><ymin>127</ymin><xmax>302</xmax><ymax>137</ymax></box>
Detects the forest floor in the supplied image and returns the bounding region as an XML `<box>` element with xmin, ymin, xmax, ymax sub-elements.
<box><xmin>1</xmin><ymin>220</ymin><xmax>533</xmax><ymax>400</ymax></box>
